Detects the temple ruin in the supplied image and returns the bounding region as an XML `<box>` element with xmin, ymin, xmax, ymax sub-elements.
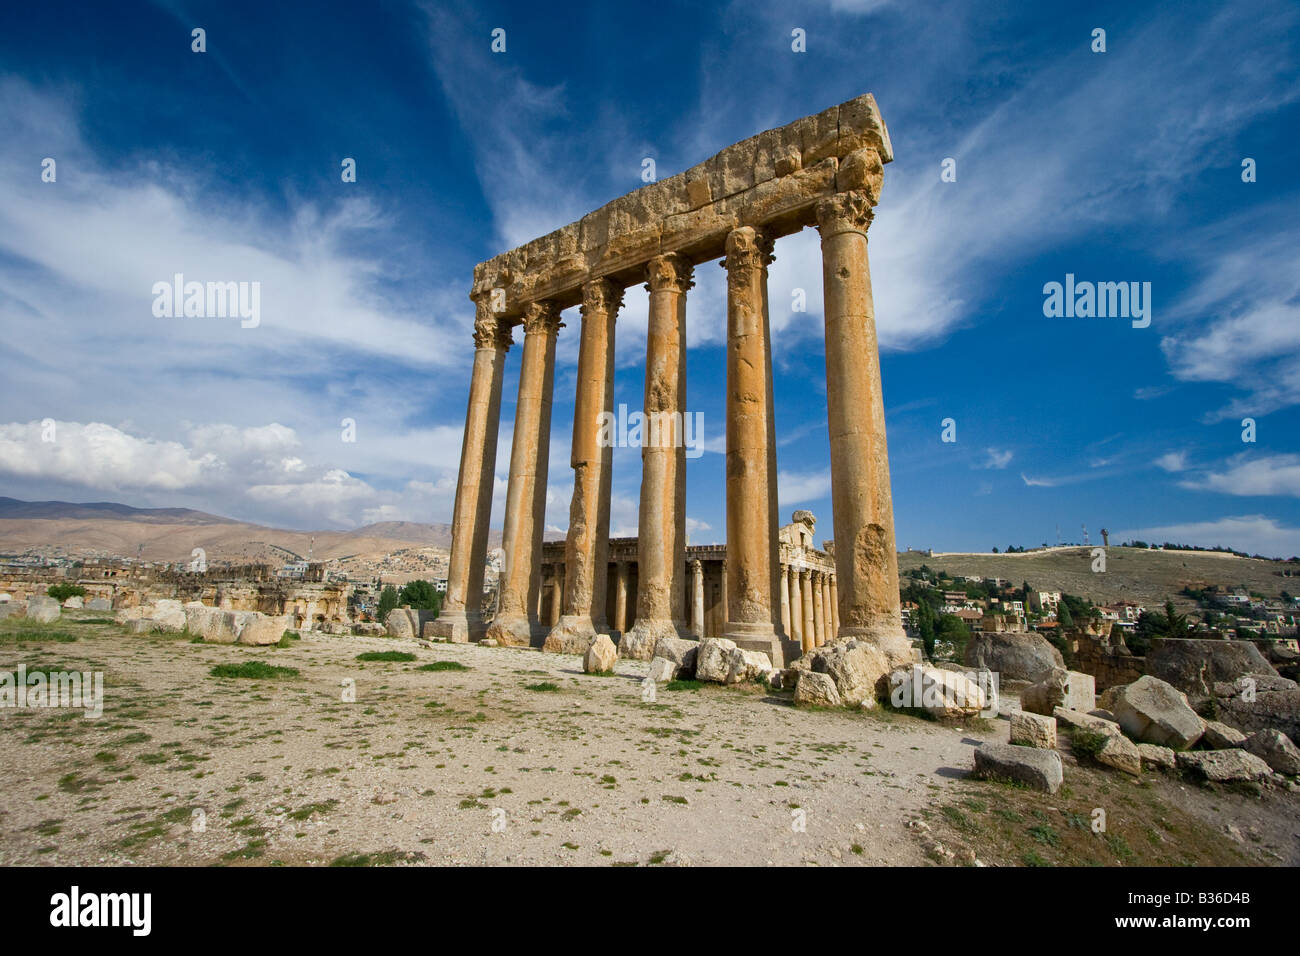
<box><xmin>433</xmin><ymin>92</ymin><xmax>905</xmax><ymax>668</ymax></box>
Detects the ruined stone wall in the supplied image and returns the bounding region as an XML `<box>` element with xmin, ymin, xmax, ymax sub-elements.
<box><xmin>1071</xmin><ymin>632</ymin><xmax>1144</xmax><ymax>691</ymax></box>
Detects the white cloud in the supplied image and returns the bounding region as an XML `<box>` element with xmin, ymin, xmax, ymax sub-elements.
<box><xmin>778</xmin><ymin>468</ymin><xmax>832</xmax><ymax>505</ymax></box>
<box><xmin>1115</xmin><ymin>515</ymin><xmax>1300</xmax><ymax>559</ymax></box>
<box><xmin>1181</xmin><ymin>454</ymin><xmax>1300</xmax><ymax>498</ymax></box>
<box><xmin>979</xmin><ymin>448</ymin><xmax>1013</xmax><ymax>470</ymax></box>
<box><xmin>1155</xmin><ymin>451</ymin><xmax>1188</xmax><ymax>473</ymax></box>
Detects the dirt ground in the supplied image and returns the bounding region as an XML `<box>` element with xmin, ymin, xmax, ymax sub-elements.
<box><xmin>2</xmin><ymin>614</ymin><xmax>1297</xmax><ymax>867</ymax></box>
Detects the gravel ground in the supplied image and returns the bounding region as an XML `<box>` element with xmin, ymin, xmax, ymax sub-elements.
<box><xmin>1</xmin><ymin>619</ymin><xmax>1294</xmax><ymax>866</ymax></box>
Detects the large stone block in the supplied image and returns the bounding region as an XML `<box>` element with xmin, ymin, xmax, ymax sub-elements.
<box><xmin>1242</xmin><ymin>729</ymin><xmax>1300</xmax><ymax>776</ymax></box>
<box><xmin>888</xmin><ymin>665</ymin><xmax>985</xmax><ymax>718</ymax></box>
<box><xmin>239</xmin><ymin>614</ymin><xmax>292</xmax><ymax>646</ymax></box>
<box><xmin>583</xmin><ymin>634</ymin><xmax>617</xmax><ymax>674</ymax></box>
<box><xmin>1110</xmin><ymin>676</ymin><xmax>1205</xmax><ymax>749</ymax></box>
<box><xmin>794</xmin><ymin>671</ymin><xmax>841</xmax><ymax>708</ymax></box>
<box><xmin>1146</xmin><ymin>638</ymin><xmax>1277</xmax><ymax>698</ymax></box>
<box><xmin>694</xmin><ymin>638</ymin><xmax>737</xmax><ymax>683</ymax></box>
<box><xmin>965</xmin><ymin>631</ymin><xmax>1064</xmax><ymax>683</ymax></box>
<box><xmin>1010</xmin><ymin>711</ymin><xmax>1057</xmax><ymax>749</ymax></box>
<box><xmin>1176</xmin><ymin>749</ymin><xmax>1271</xmax><ymax>783</ymax></box>
<box><xmin>1064</xmin><ymin>670</ymin><xmax>1096</xmax><ymax>712</ymax></box>
<box><xmin>973</xmin><ymin>743</ymin><xmax>1063</xmax><ymax>794</ymax></box>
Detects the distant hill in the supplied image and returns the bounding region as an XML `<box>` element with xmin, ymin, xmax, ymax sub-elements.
<box><xmin>0</xmin><ymin>497</ymin><xmax>480</xmax><ymax>566</ymax></box>
<box><xmin>899</xmin><ymin>546</ymin><xmax>1297</xmax><ymax>611</ymax></box>
<box><xmin>0</xmin><ymin>497</ymin><xmax>233</xmax><ymax>524</ymax></box>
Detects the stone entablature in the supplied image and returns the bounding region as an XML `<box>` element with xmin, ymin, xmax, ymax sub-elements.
<box><xmin>471</xmin><ymin>94</ymin><xmax>892</xmax><ymax>321</ymax></box>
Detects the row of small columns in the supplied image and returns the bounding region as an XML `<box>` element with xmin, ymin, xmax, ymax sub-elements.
<box><xmin>434</xmin><ymin>188</ymin><xmax>904</xmax><ymax>666</ymax></box>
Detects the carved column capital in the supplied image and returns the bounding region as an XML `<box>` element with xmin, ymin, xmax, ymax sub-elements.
<box><xmin>720</xmin><ymin>226</ymin><xmax>775</xmax><ymax>281</ymax></box>
<box><xmin>522</xmin><ymin>299</ymin><xmax>564</xmax><ymax>337</ymax></box>
<box><xmin>473</xmin><ymin>298</ymin><xmax>513</xmax><ymax>350</ymax></box>
<box><xmin>815</xmin><ymin>190</ymin><xmax>875</xmax><ymax>238</ymax></box>
<box><xmin>644</xmin><ymin>253</ymin><xmax>695</xmax><ymax>294</ymax></box>
<box><xmin>580</xmin><ymin>277</ymin><xmax>624</xmax><ymax>319</ymax></box>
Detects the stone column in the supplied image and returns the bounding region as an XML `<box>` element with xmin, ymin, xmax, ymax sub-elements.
<box><xmin>485</xmin><ymin>300</ymin><xmax>563</xmax><ymax>647</ymax></box>
<box><xmin>691</xmin><ymin>559</ymin><xmax>705</xmax><ymax>635</ymax></box>
<box><xmin>789</xmin><ymin>567</ymin><xmax>802</xmax><ymax>647</ymax></box>
<box><xmin>545</xmin><ymin>279</ymin><xmax>623</xmax><ymax>654</ymax></box>
<box><xmin>432</xmin><ymin>301</ymin><xmax>512</xmax><ymax>643</ymax></box>
<box><xmin>830</xmin><ymin>575</ymin><xmax>840</xmax><ymax>636</ymax></box>
<box><xmin>613</xmin><ymin>561</ymin><xmax>629</xmax><ymax>634</ymax></box>
<box><xmin>549</xmin><ymin>572</ymin><xmax>562</xmax><ymax>627</ymax></box>
<box><xmin>779</xmin><ymin>564</ymin><xmax>792</xmax><ymax>638</ymax></box>
<box><xmin>821</xmin><ymin>574</ymin><xmax>833</xmax><ymax>646</ymax></box>
<box><xmin>720</xmin><ymin>226</ymin><xmax>791</xmax><ymax>666</ymax></box>
<box><xmin>800</xmin><ymin>569</ymin><xmax>815</xmax><ymax>653</ymax></box>
<box><xmin>812</xmin><ymin>571</ymin><xmax>825</xmax><ymax>647</ymax></box>
<box><xmin>719</xmin><ymin>558</ymin><xmax>728</xmax><ymax>636</ymax></box>
<box><xmin>621</xmin><ymin>253</ymin><xmax>694</xmax><ymax>658</ymax></box>
<box><xmin>816</xmin><ymin>190</ymin><xmax>905</xmax><ymax>645</ymax></box>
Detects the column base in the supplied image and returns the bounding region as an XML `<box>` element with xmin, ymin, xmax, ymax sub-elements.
<box><xmin>483</xmin><ymin>614</ymin><xmax>535</xmax><ymax>648</ymax></box>
<box><xmin>425</xmin><ymin>608</ymin><xmax>480</xmax><ymax>644</ymax></box>
<box><xmin>726</xmin><ymin>621</ymin><xmax>799</xmax><ymax>669</ymax></box>
<box><xmin>618</xmin><ymin>618</ymin><xmax>691</xmax><ymax>660</ymax></box>
<box><xmin>542</xmin><ymin>615</ymin><xmax>598</xmax><ymax>655</ymax></box>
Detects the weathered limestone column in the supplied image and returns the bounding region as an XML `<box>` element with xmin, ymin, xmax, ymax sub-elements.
<box><xmin>691</xmin><ymin>559</ymin><xmax>705</xmax><ymax>635</ymax></box>
<box><xmin>719</xmin><ymin>558</ymin><xmax>728</xmax><ymax>635</ymax></box>
<box><xmin>816</xmin><ymin>189</ymin><xmax>906</xmax><ymax>645</ymax></box>
<box><xmin>800</xmin><ymin>569</ymin><xmax>815</xmax><ymax>653</ymax></box>
<box><xmin>830</xmin><ymin>576</ymin><xmax>840</xmax><ymax>635</ymax></box>
<box><xmin>779</xmin><ymin>564</ymin><xmax>792</xmax><ymax>637</ymax></box>
<box><xmin>549</xmin><ymin>572</ymin><xmax>562</xmax><ymax>626</ymax></box>
<box><xmin>821</xmin><ymin>574</ymin><xmax>833</xmax><ymax>646</ymax></box>
<box><xmin>485</xmin><ymin>300</ymin><xmax>563</xmax><ymax>647</ymax></box>
<box><xmin>613</xmin><ymin>561</ymin><xmax>629</xmax><ymax>634</ymax></box>
<box><xmin>621</xmin><ymin>253</ymin><xmax>694</xmax><ymax>658</ymax></box>
<box><xmin>720</xmin><ymin>226</ymin><xmax>792</xmax><ymax>666</ymax></box>
<box><xmin>545</xmin><ymin>279</ymin><xmax>623</xmax><ymax>654</ymax></box>
<box><xmin>812</xmin><ymin>571</ymin><xmax>826</xmax><ymax>647</ymax></box>
<box><xmin>431</xmin><ymin>301</ymin><xmax>512</xmax><ymax>642</ymax></box>
<box><xmin>789</xmin><ymin>567</ymin><xmax>802</xmax><ymax>647</ymax></box>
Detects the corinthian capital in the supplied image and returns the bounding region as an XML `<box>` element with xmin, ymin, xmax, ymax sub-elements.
<box><xmin>522</xmin><ymin>299</ymin><xmax>564</xmax><ymax>336</ymax></box>
<box><xmin>720</xmin><ymin>226</ymin><xmax>775</xmax><ymax>282</ymax></box>
<box><xmin>644</xmin><ymin>253</ymin><xmax>695</xmax><ymax>295</ymax></box>
<box><xmin>580</xmin><ymin>278</ymin><xmax>624</xmax><ymax>319</ymax></box>
<box><xmin>815</xmin><ymin>190</ymin><xmax>875</xmax><ymax>237</ymax></box>
<box><xmin>472</xmin><ymin>298</ymin><xmax>513</xmax><ymax>350</ymax></box>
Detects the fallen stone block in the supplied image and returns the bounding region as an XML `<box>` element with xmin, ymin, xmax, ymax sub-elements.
<box><xmin>1176</xmin><ymin>749</ymin><xmax>1271</xmax><ymax>783</ymax></box>
<box><xmin>1020</xmin><ymin>667</ymin><xmax>1068</xmax><ymax>716</ymax></box>
<box><xmin>1010</xmin><ymin>711</ymin><xmax>1057</xmax><ymax>749</ymax></box>
<box><xmin>239</xmin><ymin>614</ymin><xmax>293</xmax><ymax>646</ymax></box>
<box><xmin>1242</xmin><ymin>729</ymin><xmax>1300</xmax><ymax>776</ymax></box>
<box><xmin>973</xmin><ymin>743</ymin><xmax>1063</xmax><ymax>794</ymax></box>
<box><xmin>583</xmin><ymin>633</ymin><xmax>617</xmax><ymax>674</ymax></box>
<box><xmin>794</xmin><ymin>671</ymin><xmax>841</xmax><ymax>708</ymax></box>
<box><xmin>695</xmin><ymin>638</ymin><xmax>737</xmax><ymax>683</ymax></box>
<box><xmin>1053</xmin><ymin>707</ymin><xmax>1121</xmax><ymax>736</ymax></box>
<box><xmin>1095</xmin><ymin>732</ymin><xmax>1142</xmax><ymax>776</ymax></box>
<box><xmin>653</xmin><ymin>636</ymin><xmax>699</xmax><ymax>678</ymax></box>
<box><xmin>1138</xmin><ymin>743</ymin><xmax>1177</xmax><ymax>771</ymax></box>
<box><xmin>888</xmin><ymin>665</ymin><xmax>985</xmax><ymax>718</ymax></box>
<box><xmin>1064</xmin><ymin>670</ymin><xmax>1096</xmax><ymax>712</ymax></box>
<box><xmin>1109</xmin><ymin>676</ymin><xmax>1205</xmax><ymax>749</ymax></box>
<box><xmin>647</xmin><ymin>656</ymin><xmax>678</xmax><ymax>683</ymax></box>
<box><xmin>1202</xmin><ymin>719</ymin><xmax>1247</xmax><ymax>749</ymax></box>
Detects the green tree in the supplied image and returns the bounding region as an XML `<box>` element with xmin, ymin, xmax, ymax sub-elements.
<box><xmin>377</xmin><ymin>584</ymin><xmax>399</xmax><ymax>622</ymax></box>
<box><xmin>916</xmin><ymin>600</ymin><xmax>937</xmax><ymax>658</ymax></box>
<box><xmin>47</xmin><ymin>583</ymin><xmax>86</xmax><ymax>602</ymax></box>
<box><xmin>1056</xmin><ymin>601</ymin><xmax>1074</xmax><ymax>628</ymax></box>
<box><xmin>398</xmin><ymin>579</ymin><xmax>443</xmax><ymax>616</ymax></box>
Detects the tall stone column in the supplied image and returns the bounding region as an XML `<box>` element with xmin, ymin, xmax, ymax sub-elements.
<box><xmin>800</xmin><ymin>569</ymin><xmax>815</xmax><ymax>653</ymax></box>
<box><xmin>613</xmin><ymin>562</ymin><xmax>629</xmax><ymax>634</ymax></box>
<box><xmin>545</xmin><ymin>279</ymin><xmax>623</xmax><ymax>654</ymax></box>
<box><xmin>779</xmin><ymin>564</ymin><xmax>792</xmax><ymax>637</ymax></box>
<box><xmin>431</xmin><ymin>301</ymin><xmax>511</xmax><ymax>643</ymax></box>
<box><xmin>720</xmin><ymin>226</ymin><xmax>792</xmax><ymax>666</ymax></box>
<box><xmin>812</xmin><ymin>571</ymin><xmax>825</xmax><ymax>647</ymax></box>
<box><xmin>816</xmin><ymin>190</ymin><xmax>906</xmax><ymax>646</ymax></box>
<box><xmin>821</xmin><ymin>574</ymin><xmax>833</xmax><ymax>646</ymax></box>
<box><xmin>830</xmin><ymin>576</ymin><xmax>840</xmax><ymax>635</ymax></box>
<box><xmin>789</xmin><ymin>567</ymin><xmax>802</xmax><ymax>647</ymax></box>
<box><xmin>485</xmin><ymin>300</ymin><xmax>563</xmax><ymax>647</ymax></box>
<box><xmin>691</xmin><ymin>559</ymin><xmax>705</xmax><ymax>635</ymax></box>
<box><xmin>621</xmin><ymin>253</ymin><xmax>694</xmax><ymax>658</ymax></box>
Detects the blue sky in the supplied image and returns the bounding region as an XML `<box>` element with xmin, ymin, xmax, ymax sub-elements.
<box><xmin>1</xmin><ymin>0</ymin><xmax>1298</xmax><ymax>557</ymax></box>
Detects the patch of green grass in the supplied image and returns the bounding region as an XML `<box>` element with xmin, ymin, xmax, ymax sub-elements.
<box><xmin>665</xmin><ymin>679</ymin><xmax>703</xmax><ymax>692</ymax></box>
<box><xmin>1021</xmin><ymin>850</ymin><xmax>1051</xmax><ymax>866</ymax></box>
<box><xmin>1028</xmin><ymin>824</ymin><xmax>1060</xmax><ymax>847</ymax></box>
<box><xmin>1070</xmin><ymin>728</ymin><xmax>1110</xmax><ymax>760</ymax></box>
<box><xmin>276</xmin><ymin>631</ymin><xmax>300</xmax><ymax>649</ymax></box>
<box><xmin>209</xmin><ymin>661</ymin><xmax>299</xmax><ymax>680</ymax></box>
<box><xmin>356</xmin><ymin>651</ymin><xmax>416</xmax><ymax>662</ymax></box>
<box><xmin>418</xmin><ymin>660</ymin><xmax>469</xmax><ymax>672</ymax></box>
<box><xmin>524</xmin><ymin>682</ymin><xmax>560</xmax><ymax>692</ymax></box>
<box><xmin>329</xmin><ymin>850</ymin><xmax>425</xmax><ymax>867</ymax></box>
<box><xmin>287</xmin><ymin>799</ymin><xmax>339</xmax><ymax>821</ymax></box>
